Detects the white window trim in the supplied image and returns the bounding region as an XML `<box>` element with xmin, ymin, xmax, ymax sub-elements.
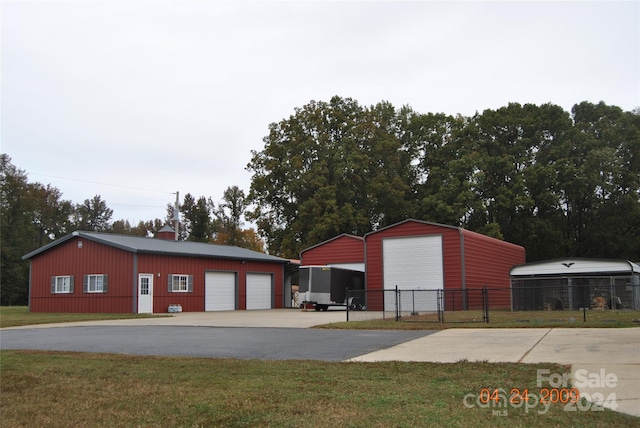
<box><xmin>54</xmin><ymin>276</ymin><xmax>72</xmax><ymax>294</ymax></box>
<box><xmin>87</xmin><ymin>274</ymin><xmax>104</xmax><ymax>293</ymax></box>
<box><xmin>171</xmin><ymin>274</ymin><xmax>189</xmax><ymax>292</ymax></box>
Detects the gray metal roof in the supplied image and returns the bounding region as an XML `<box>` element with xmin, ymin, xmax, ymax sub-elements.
<box><xmin>23</xmin><ymin>231</ymin><xmax>288</xmax><ymax>264</ymax></box>
<box><xmin>510</xmin><ymin>258</ymin><xmax>640</xmax><ymax>277</ymax></box>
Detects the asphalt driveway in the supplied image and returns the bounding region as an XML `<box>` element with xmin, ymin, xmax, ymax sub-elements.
<box><xmin>0</xmin><ymin>326</ymin><xmax>434</xmax><ymax>361</ymax></box>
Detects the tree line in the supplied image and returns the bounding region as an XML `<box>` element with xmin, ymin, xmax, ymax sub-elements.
<box><xmin>0</xmin><ymin>154</ymin><xmax>259</xmax><ymax>305</ymax></box>
<box><xmin>3</xmin><ymin>98</ymin><xmax>639</xmax><ymax>304</ymax></box>
<box><xmin>247</xmin><ymin>97</ymin><xmax>640</xmax><ymax>262</ymax></box>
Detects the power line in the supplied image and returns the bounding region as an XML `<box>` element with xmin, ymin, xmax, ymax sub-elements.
<box><xmin>26</xmin><ymin>173</ymin><xmax>171</xmax><ymax>195</ymax></box>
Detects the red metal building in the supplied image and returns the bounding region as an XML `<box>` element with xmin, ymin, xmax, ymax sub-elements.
<box><xmin>23</xmin><ymin>230</ymin><xmax>289</xmax><ymax>313</ymax></box>
<box><xmin>364</xmin><ymin>219</ymin><xmax>525</xmax><ymax>310</ymax></box>
<box><xmin>299</xmin><ymin>220</ymin><xmax>525</xmax><ymax>311</ymax></box>
<box><xmin>300</xmin><ymin>234</ymin><xmax>365</xmax><ymax>270</ymax></box>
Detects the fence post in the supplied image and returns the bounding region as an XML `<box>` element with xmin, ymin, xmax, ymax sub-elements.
<box><xmin>346</xmin><ymin>287</ymin><xmax>349</xmax><ymax>322</ymax></box>
<box><xmin>438</xmin><ymin>289</ymin><xmax>443</xmax><ymax>323</ymax></box>
<box><xmin>395</xmin><ymin>285</ymin><xmax>399</xmax><ymax>322</ymax></box>
<box><xmin>483</xmin><ymin>286</ymin><xmax>489</xmax><ymax>323</ymax></box>
<box><xmin>411</xmin><ymin>290</ymin><xmax>417</xmax><ymax>316</ymax></box>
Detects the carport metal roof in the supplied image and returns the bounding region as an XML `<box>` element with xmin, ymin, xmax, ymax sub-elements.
<box><xmin>510</xmin><ymin>258</ymin><xmax>640</xmax><ymax>277</ymax></box>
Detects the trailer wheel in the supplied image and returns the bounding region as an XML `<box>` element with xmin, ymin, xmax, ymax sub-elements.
<box><xmin>349</xmin><ymin>298</ymin><xmax>363</xmax><ymax>311</ymax></box>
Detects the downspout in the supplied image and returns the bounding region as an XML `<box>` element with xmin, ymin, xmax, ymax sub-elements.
<box><xmin>460</xmin><ymin>230</ymin><xmax>467</xmax><ymax>310</ymax></box>
<box><xmin>132</xmin><ymin>254</ymin><xmax>138</xmax><ymax>313</ymax></box>
<box><xmin>28</xmin><ymin>260</ymin><xmax>32</xmax><ymax>312</ymax></box>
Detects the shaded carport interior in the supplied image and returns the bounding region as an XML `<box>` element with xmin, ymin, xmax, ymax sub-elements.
<box><xmin>284</xmin><ymin>259</ymin><xmax>301</xmax><ymax>308</ymax></box>
<box><xmin>509</xmin><ymin>258</ymin><xmax>640</xmax><ymax>310</ymax></box>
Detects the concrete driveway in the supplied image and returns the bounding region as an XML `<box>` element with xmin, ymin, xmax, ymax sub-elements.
<box><xmin>2</xmin><ymin>309</ymin><xmax>347</xmax><ymax>330</ymax></box>
<box><xmin>348</xmin><ymin>327</ymin><xmax>640</xmax><ymax>417</ymax></box>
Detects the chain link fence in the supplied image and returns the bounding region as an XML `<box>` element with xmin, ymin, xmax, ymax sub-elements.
<box><xmin>346</xmin><ymin>287</ymin><xmax>489</xmax><ymax>323</ymax></box>
<box><xmin>346</xmin><ymin>283</ymin><xmax>640</xmax><ymax>325</ymax></box>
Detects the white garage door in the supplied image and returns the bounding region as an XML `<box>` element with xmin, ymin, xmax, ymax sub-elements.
<box><xmin>205</xmin><ymin>272</ymin><xmax>236</xmax><ymax>311</ymax></box>
<box><xmin>246</xmin><ymin>273</ymin><xmax>272</xmax><ymax>310</ymax></box>
<box><xmin>383</xmin><ymin>235</ymin><xmax>443</xmax><ymax>312</ymax></box>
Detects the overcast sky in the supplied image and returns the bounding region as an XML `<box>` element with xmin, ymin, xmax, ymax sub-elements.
<box><xmin>2</xmin><ymin>0</ymin><xmax>639</xmax><ymax>226</ymax></box>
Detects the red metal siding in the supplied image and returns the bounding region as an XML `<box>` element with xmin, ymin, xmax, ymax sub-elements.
<box><xmin>364</xmin><ymin>221</ymin><xmax>463</xmax><ymax>310</ymax></box>
<box><xmin>364</xmin><ymin>220</ymin><xmax>524</xmax><ymax>311</ymax></box>
<box><xmin>300</xmin><ymin>235</ymin><xmax>364</xmax><ymax>266</ymax></box>
<box><xmin>462</xmin><ymin>229</ymin><xmax>526</xmax><ymax>308</ymax></box>
<box><xmin>29</xmin><ymin>237</ymin><xmax>134</xmax><ymax>313</ymax></box>
<box><xmin>365</xmin><ymin>221</ymin><xmax>462</xmax><ymax>291</ymax></box>
<box><xmin>137</xmin><ymin>254</ymin><xmax>284</xmax><ymax>312</ymax></box>
<box><xmin>28</xmin><ymin>237</ymin><xmax>285</xmax><ymax>313</ymax></box>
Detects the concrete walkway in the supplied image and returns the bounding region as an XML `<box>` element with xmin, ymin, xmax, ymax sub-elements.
<box><xmin>348</xmin><ymin>328</ymin><xmax>640</xmax><ymax>417</ymax></box>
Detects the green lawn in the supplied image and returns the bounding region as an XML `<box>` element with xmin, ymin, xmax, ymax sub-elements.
<box><xmin>1</xmin><ymin>351</ymin><xmax>637</xmax><ymax>427</ymax></box>
<box><xmin>0</xmin><ymin>306</ymin><xmax>167</xmax><ymax>328</ymax></box>
<box><xmin>325</xmin><ymin>309</ymin><xmax>640</xmax><ymax>330</ymax></box>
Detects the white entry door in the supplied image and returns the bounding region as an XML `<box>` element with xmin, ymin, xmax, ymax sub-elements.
<box><xmin>138</xmin><ymin>274</ymin><xmax>154</xmax><ymax>313</ymax></box>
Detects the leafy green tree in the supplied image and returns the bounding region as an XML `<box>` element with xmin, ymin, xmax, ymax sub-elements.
<box><xmin>72</xmin><ymin>195</ymin><xmax>113</xmax><ymax>232</ymax></box>
<box><xmin>30</xmin><ymin>183</ymin><xmax>74</xmax><ymax>247</ymax></box>
<box><xmin>248</xmin><ymin>97</ymin><xmax>639</xmax><ymax>262</ymax></box>
<box><xmin>180</xmin><ymin>193</ymin><xmax>213</xmax><ymax>242</ymax></box>
<box><xmin>359</xmin><ymin>101</ymin><xmax>415</xmax><ymax>228</ymax></box>
<box><xmin>214</xmin><ymin>186</ymin><xmax>247</xmax><ymax>246</ymax></box>
<box><xmin>465</xmin><ymin>103</ymin><xmax>537</xmax><ymax>240</ymax></box>
<box><xmin>563</xmin><ymin>102</ymin><xmax>640</xmax><ymax>259</ymax></box>
<box><xmin>247</xmin><ymin>96</ymin><xmax>414</xmax><ymax>257</ymax></box>
<box><xmin>111</xmin><ymin>219</ymin><xmax>164</xmax><ymax>237</ymax></box>
<box><xmin>210</xmin><ymin>186</ymin><xmax>264</xmax><ymax>251</ymax></box>
<box><xmin>406</xmin><ymin>111</ymin><xmax>479</xmax><ymax>227</ymax></box>
<box><xmin>0</xmin><ymin>155</ymin><xmax>37</xmax><ymax>305</ymax></box>
<box><xmin>518</xmin><ymin>103</ymin><xmax>574</xmax><ymax>260</ymax></box>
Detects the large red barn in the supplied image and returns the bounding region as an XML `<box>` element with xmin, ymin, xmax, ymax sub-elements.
<box><xmin>23</xmin><ymin>230</ymin><xmax>289</xmax><ymax>313</ymax></box>
<box><xmin>364</xmin><ymin>219</ymin><xmax>525</xmax><ymax>310</ymax></box>
<box><xmin>299</xmin><ymin>220</ymin><xmax>525</xmax><ymax>311</ymax></box>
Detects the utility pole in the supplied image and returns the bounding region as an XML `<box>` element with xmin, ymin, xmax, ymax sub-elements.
<box><xmin>174</xmin><ymin>191</ymin><xmax>180</xmax><ymax>241</ymax></box>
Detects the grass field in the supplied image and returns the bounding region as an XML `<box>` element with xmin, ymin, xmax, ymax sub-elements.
<box><xmin>327</xmin><ymin>309</ymin><xmax>640</xmax><ymax>330</ymax></box>
<box><xmin>1</xmin><ymin>350</ymin><xmax>638</xmax><ymax>427</ymax></box>
<box><xmin>0</xmin><ymin>306</ymin><xmax>167</xmax><ymax>328</ymax></box>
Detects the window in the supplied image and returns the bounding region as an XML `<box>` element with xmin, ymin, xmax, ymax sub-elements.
<box><xmin>140</xmin><ymin>276</ymin><xmax>150</xmax><ymax>295</ymax></box>
<box><xmin>169</xmin><ymin>274</ymin><xmax>193</xmax><ymax>292</ymax></box>
<box><xmin>51</xmin><ymin>276</ymin><xmax>74</xmax><ymax>294</ymax></box>
<box><xmin>84</xmin><ymin>274</ymin><xmax>108</xmax><ymax>293</ymax></box>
